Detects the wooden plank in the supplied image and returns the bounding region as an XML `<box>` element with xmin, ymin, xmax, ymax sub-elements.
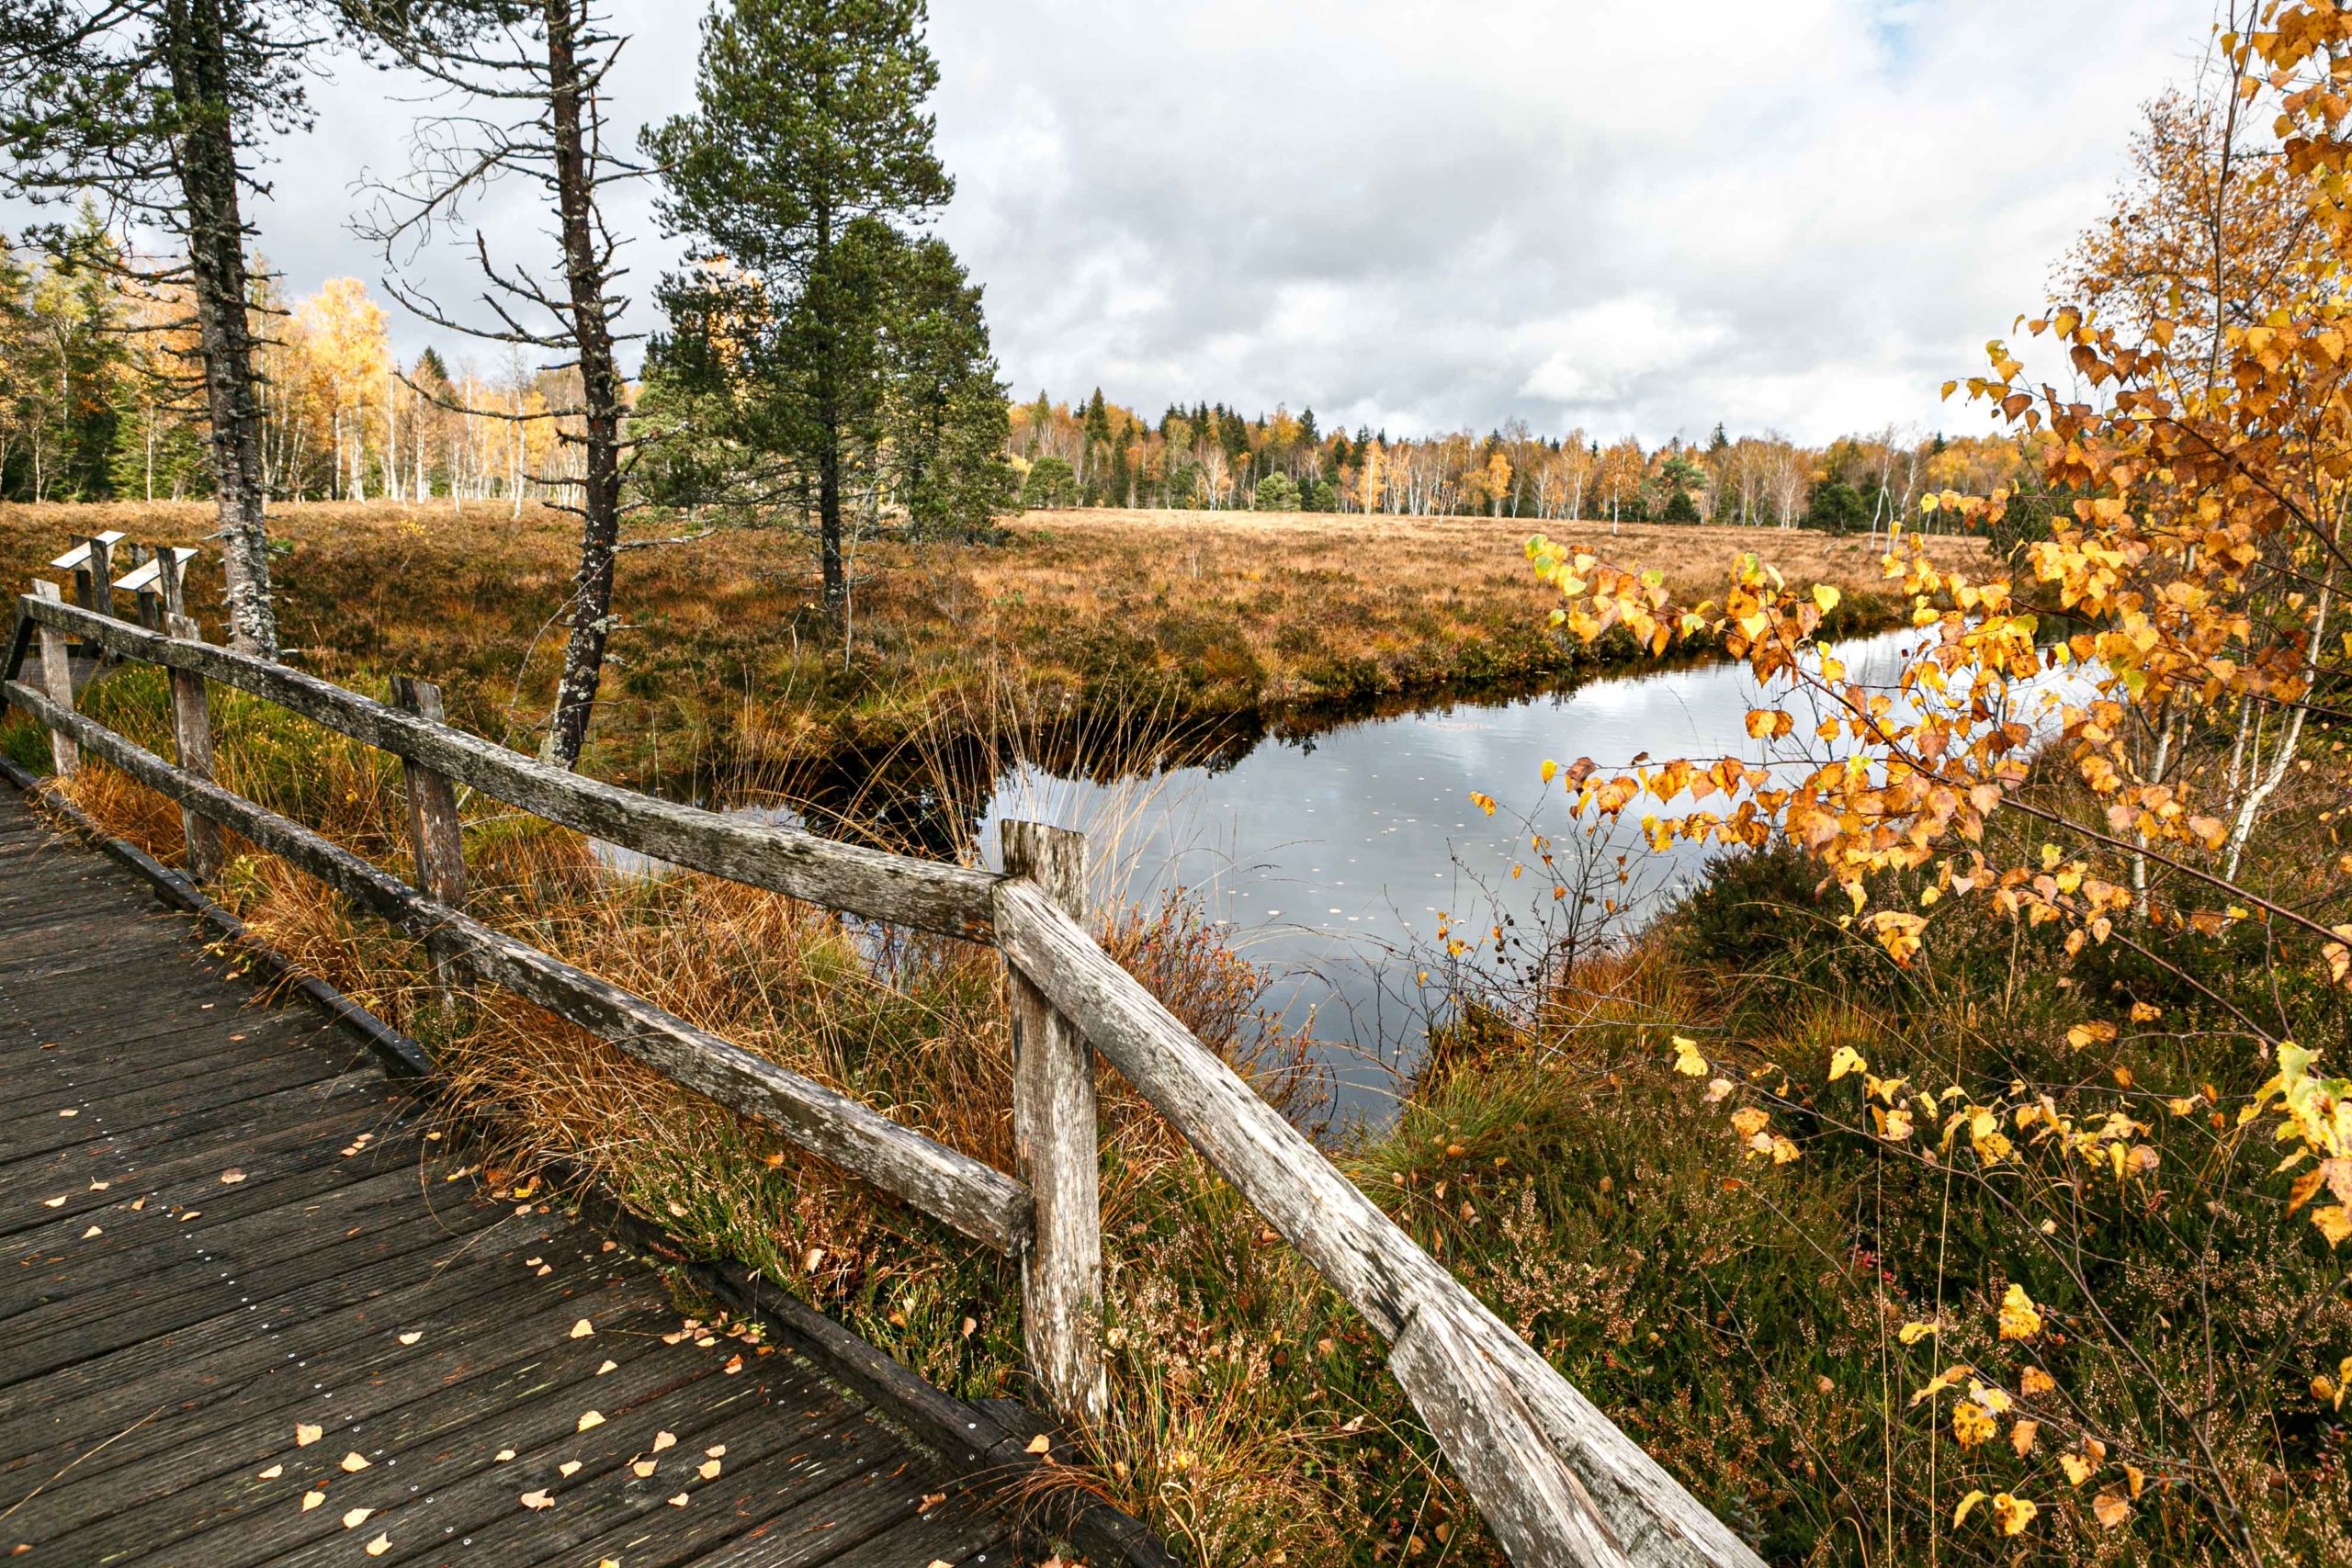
<box><xmin>28</xmin><ymin>581</ymin><xmax>74</xmax><ymax>776</ymax></box>
<box><xmin>992</xmin><ymin>878</ymin><xmax>1764</xmax><ymax>1568</ymax></box>
<box><xmin>4</xmin><ymin>677</ymin><xmax>1033</xmax><ymax>1256</ymax></box>
<box><xmin>0</xmin><ymin>1241</ymin><xmax>636</xmax><ymax>1514</ymax></box>
<box><xmin>821</xmin><ymin>1488</ymin><xmax>1013</xmax><ymax>1567</ymax></box>
<box><xmin>503</xmin><ymin>1393</ymin><xmax>905</xmax><ymax>1568</ymax></box>
<box><xmin>20</xmin><ymin>594</ymin><xmax>1002</xmax><ymax>939</ymax></box>
<box><xmin>23</xmin><ymin>1300</ymin><xmax>702</xmax><ymax>1562</ymax></box>
<box><xmin>166</xmin><ymin>612</ymin><xmax>225</xmax><ymax>881</ymax></box>
<box><xmin>1001</xmin><ymin>819</ymin><xmax>1105</xmax><ymax>1428</ymax></box>
<box><xmin>682</xmin><ymin>1463</ymin><xmax>950</xmax><ymax>1568</ymax></box>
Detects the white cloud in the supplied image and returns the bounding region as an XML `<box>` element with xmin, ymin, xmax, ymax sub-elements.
<box><xmin>1</xmin><ymin>0</ymin><xmax>2218</xmax><ymax>444</ymax></box>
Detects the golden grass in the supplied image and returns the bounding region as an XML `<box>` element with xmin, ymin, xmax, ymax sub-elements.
<box><xmin>0</xmin><ymin>501</ymin><xmax>1986</xmax><ymax>784</ymax></box>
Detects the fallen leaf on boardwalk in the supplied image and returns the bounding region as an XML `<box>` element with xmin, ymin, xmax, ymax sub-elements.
<box><xmin>342</xmin><ymin>1508</ymin><xmax>372</xmax><ymax>1529</ymax></box>
<box><xmin>87</xmin><ymin>1180</ymin><xmax>107</xmax><ymax>1190</ymax></box>
<box><xmin>494</xmin><ymin>1449</ymin><xmax>515</xmax><ymax>1462</ymax></box>
<box><xmin>82</xmin><ymin>1225</ymin><xmax>100</xmax><ymax>1238</ymax></box>
<box><xmin>696</xmin><ymin>1461</ymin><xmax>720</xmax><ymax>1481</ymax></box>
<box><xmin>178</xmin><ymin>1212</ymin><xmax>200</xmax><ymax>1223</ymax></box>
<box><xmin>40</xmin><ymin>1196</ymin><xmax>64</xmax><ymax>1208</ymax></box>
<box><xmin>220</xmin><ymin>1169</ymin><xmax>245</xmax><ymax>1184</ymax></box>
<box><xmin>519</xmin><ymin>1490</ymin><xmax>553</xmax><ymax>1510</ymax></box>
<box><xmin>525</xmin><ymin>1257</ymin><xmax>542</xmax><ymax>1267</ymax></box>
<box><xmin>535</xmin><ymin>1264</ymin><xmax>552</xmax><ymax>1276</ymax></box>
<box><xmin>301</xmin><ymin>1491</ymin><xmax>325</xmax><ymax>1512</ymax></box>
<box><xmin>595</xmin><ymin>1359</ymin><xmax>616</xmax><ymax>1375</ymax></box>
<box><xmin>296</xmin><ymin>1424</ymin><xmax>322</xmax><ymax>1447</ymax></box>
<box><xmin>57</xmin><ymin>1108</ymin><xmax>76</xmax><ymax>1118</ymax></box>
<box><xmin>919</xmin><ymin>1492</ymin><xmax>946</xmax><ymax>1513</ymax></box>
<box><xmin>570</xmin><ymin>1319</ymin><xmax>594</xmax><ymax>1338</ymax></box>
<box><xmin>651</xmin><ymin>1432</ymin><xmax>677</xmax><ymax>1452</ymax></box>
<box><xmin>340</xmin><ymin>1452</ymin><xmax>369</xmax><ymax>1472</ymax></box>
<box><xmin>666</xmin><ymin>1494</ymin><xmax>689</xmax><ymax>1508</ymax></box>
<box><xmin>631</xmin><ymin>1460</ymin><xmax>657</xmax><ymax>1479</ymax></box>
<box><xmin>258</xmin><ymin>1464</ymin><xmax>282</xmax><ymax>1480</ymax></box>
<box><xmin>559</xmin><ymin>1461</ymin><xmax>582</xmax><ymax>1478</ymax></box>
<box><xmin>577</xmin><ymin>1410</ymin><xmax>604</xmax><ymax>1432</ymax></box>
<box><xmin>129</xmin><ymin>1197</ymin><xmax>144</xmax><ymax>1211</ymax></box>
<box><xmin>1025</xmin><ymin>1434</ymin><xmax>1051</xmax><ymax>1455</ymax></box>
<box><xmin>704</xmin><ymin>1445</ymin><xmax>724</xmax><ymax>1458</ymax></box>
<box><xmin>722</xmin><ymin>1355</ymin><xmax>743</xmax><ymax>1374</ymax></box>
<box><xmin>366</xmin><ymin>1535</ymin><xmax>390</xmax><ymax>1557</ymax></box>
<box><xmin>398</xmin><ymin>1331</ymin><xmax>422</xmax><ymax>1346</ymax></box>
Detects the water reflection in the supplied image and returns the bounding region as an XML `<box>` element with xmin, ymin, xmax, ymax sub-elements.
<box><xmin>602</xmin><ymin>630</ymin><xmax>2094</xmax><ymax>1123</ymax></box>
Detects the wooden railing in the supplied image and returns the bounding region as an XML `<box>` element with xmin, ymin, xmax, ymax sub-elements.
<box><xmin>2</xmin><ymin>541</ymin><xmax>1765</xmax><ymax>1568</ymax></box>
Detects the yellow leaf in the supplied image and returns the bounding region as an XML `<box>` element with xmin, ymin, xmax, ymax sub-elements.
<box><xmin>2021</xmin><ymin>1366</ymin><xmax>2055</xmax><ymax>1395</ymax></box>
<box><xmin>1025</xmin><ymin>1433</ymin><xmax>1053</xmax><ymax>1455</ymax></box>
<box><xmin>1672</xmin><ymin>1036</ymin><xmax>1708</xmax><ymax>1077</ymax></box>
<box><xmin>698</xmin><ymin>1460</ymin><xmax>722</xmax><ymax>1481</ymax></box>
<box><xmin>2093</xmin><ymin>1490</ymin><xmax>2131</xmax><ymax>1529</ymax></box>
<box><xmin>2061</xmin><ymin>1452</ymin><xmax>2093</xmax><ymax>1486</ymax></box>
<box><xmin>1952</xmin><ymin>1400</ymin><xmax>1996</xmax><ymax>1447</ymax></box>
<box><xmin>366</xmin><ymin>1538</ymin><xmax>390</xmax><ymax>1559</ymax></box>
<box><xmin>397</xmin><ymin>1331</ymin><xmax>422</xmax><ymax>1347</ymax></box>
<box><xmin>571</xmin><ymin>1318</ymin><xmax>594</xmax><ymax>1338</ymax></box>
<box><xmin>2315</xmin><ymin>1205</ymin><xmax>2352</xmax><ymax>1247</ymax></box>
<box><xmin>2010</xmin><ymin>1418</ymin><xmax>2039</xmax><ymax>1457</ymax></box>
<box><xmin>1992</xmin><ymin>1494</ymin><xmax>2038</xmax><ymax>1536</ymax></box>
<box><xmin>340</xmin><ymin>1452</ymin><xmax>370</xmax><ymax>1472</ymax></box>
<box><xmin>1952</xmin><ymin>1489</ymin><xmax>1988</xmax><ymax>1526</ymax></box>
<box><xmin>301</xmin><ymin>1491</ymin><xmax>325</xmax><ymax>1512</ymax></box>
<box><xmin>1540</xmin><ymin>759</ymin><xmax>1557</xmax><ymax>784</ymax></box>
<box><xmin>1998</xmin><ymin>1282</ymin><xmax>2042</xmax><ymax>1341</ymax></box>
<box><xmin>1813</xmin><ymin>584</ymin><xmax>1841</xmax><ymax>614</ymax></box>
<box><xmin>1898</xmin><ymin>1321</ymin><xmax>1938</xmax><ymax>1345</ymax></box>
<box><xmin>578</xmin><ymin>1410</ymin><xmax>605</xmax><ymax>1432</ymax></box>
<box><xmin>1828</xmin><ymin>1045</ymin><xmax>1867</xmax><ymax>1082</ymax></box>
<box><xmin>295</xmin><ymin>1423</ymin><xmax>322</xmax><ymax>1447</ymax></box>
<box><xmin>520</xmin><ymin>1490</ymin><xmax>554</xmax><ymax>1510</ymax></box>
<box><xmin>342</xmin><ymin>1508</ymin><xmax>373</xmax><ymax>1529</ymax></box>
<box><xmin>652</xmin><ymin>1431</ymin><xmax>678</xmax><ymax>1452</ymax></box>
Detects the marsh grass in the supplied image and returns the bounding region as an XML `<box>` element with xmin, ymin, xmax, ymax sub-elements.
<box><xmin>0</xmin><ymin>501</ymin><xmax>1984</xmax><ymax>786</ymax></box>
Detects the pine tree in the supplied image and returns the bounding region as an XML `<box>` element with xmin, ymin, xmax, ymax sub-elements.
<box><xmin>648</xmin><ymin>0</ymin><xmax>955</xmax><ymax>614</ymax></box>
<box><xmin>0</xmin><ymin>0</ymin><xmax>327</xmax><ymax>654</ymax></box>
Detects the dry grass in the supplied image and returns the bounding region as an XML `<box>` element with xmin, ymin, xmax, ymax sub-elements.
<box><xmin>0</xmin><ymin>501</ymin><xmax>1985</xmax><ymax>784</ymax></box>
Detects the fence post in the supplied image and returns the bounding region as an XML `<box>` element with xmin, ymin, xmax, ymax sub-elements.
<box><xmin>390</xmin><ymin>675</ymin><xmax>466</xmax><ymax>908</ymax></box>
<box><xmin>28</xmin><ymin>581</ymin><xmax>77</xmax><ymax>778</ymax></box>
<box><xmin>164</xmin><ymin>614</ymin><xmax>224</xmax><ymax>882</ymax></box>
<box><xmin>154</xmin><ymin>547</ymin><xmax>192</xmax><ymax>622</ymax></box>
<box><xmin>1001</xmin><ymin>819</ymin><xmax>1108</xmax><ymax>1429</ymax></box>
<box><xmin>391</xmin><ymin>675</ymin><xmax>468</xmax><ymax>1011</ymax></box>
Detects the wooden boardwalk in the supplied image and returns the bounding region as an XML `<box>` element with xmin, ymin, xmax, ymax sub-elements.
<box><xmin>0</xmin><ymin>790</ymin><xmax>1038</xmax><ymax>1567</ymax></box>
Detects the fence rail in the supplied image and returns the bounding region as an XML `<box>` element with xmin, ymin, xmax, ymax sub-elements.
<box><xmin>2</xmin><ymin>547</ymin><xmax>1764</xmax><ymax>1568</ymax></box>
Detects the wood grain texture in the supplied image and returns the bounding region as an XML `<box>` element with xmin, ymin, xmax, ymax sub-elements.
<box><xmin>1001</xmin><ymin>820</ymin><xmax>1107</xmax><ymax>1429</ymax></box>
<box><xmin>4</xmin><ymin>677</ymin><xmax>1031</xmax><ymax>1256</ymax></box>
<box><xmin>30</xmin><ymin>597</ymin><xmax>1001</xmax><ymax>939</ymax></box>
<box><xmin>991</xmin><ymin>878</ymin><xmax>1764</xmax><ymax>1568</ymax></box>
<box><xmin>0</xmin><ymin>784</ymin><xmax>1115</xmax><ymax>1568</ymax></box>
<box><xmin>28</xmin><ymin>581</ymin><xmax>74</xmax><ymax>777</ymax></box>
<box><xmin>164</xmin><ymin>613</ymin><xmax>224</xmax><ymax>882</ymax></box>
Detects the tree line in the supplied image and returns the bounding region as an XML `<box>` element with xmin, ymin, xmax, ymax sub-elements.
<box><xmin>1011</xmin><ymin>387</ymin><xmax>2032</xmax><ymax>533</ymax></box>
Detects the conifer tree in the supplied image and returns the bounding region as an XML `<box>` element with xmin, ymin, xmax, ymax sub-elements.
<box><xmin>648</xmin><ymin>0</ymin><xmax>959</xmax><ymax>613</ymax></box>
<box><xmin>0</xmin><ymin>0</ymin><xmax>322</xmax><ymax>655</ymax></box>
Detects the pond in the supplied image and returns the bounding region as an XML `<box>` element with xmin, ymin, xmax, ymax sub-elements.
<box><xmin>605</xmin><ymin>628</ymin><xmax>2093</xmax><ymax>1125</ymax></box>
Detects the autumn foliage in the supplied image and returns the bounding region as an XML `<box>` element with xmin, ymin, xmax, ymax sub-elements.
<box><xmin>1519</xmin><ymin>8</ymin><xmax>2352</xmax><ymax>1554</ymax></box>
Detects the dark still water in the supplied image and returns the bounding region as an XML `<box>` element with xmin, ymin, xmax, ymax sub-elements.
<box><xmin>606</xmin><ymin>629</ymin><xmax>2090</xmax><ymax>1124</ymax></box>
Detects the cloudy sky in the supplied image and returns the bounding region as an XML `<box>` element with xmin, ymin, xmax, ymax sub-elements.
<box><xmin>14</xmin><ymin>0</ymin><xmax>2221</xmax><ymax>445</ymax></box>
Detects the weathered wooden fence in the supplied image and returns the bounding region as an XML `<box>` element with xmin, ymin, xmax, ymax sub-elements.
<box><xmin>1</xmin><ymin>537</ymin><xmax>1766</xmax><ymax>1568</ymax></box>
